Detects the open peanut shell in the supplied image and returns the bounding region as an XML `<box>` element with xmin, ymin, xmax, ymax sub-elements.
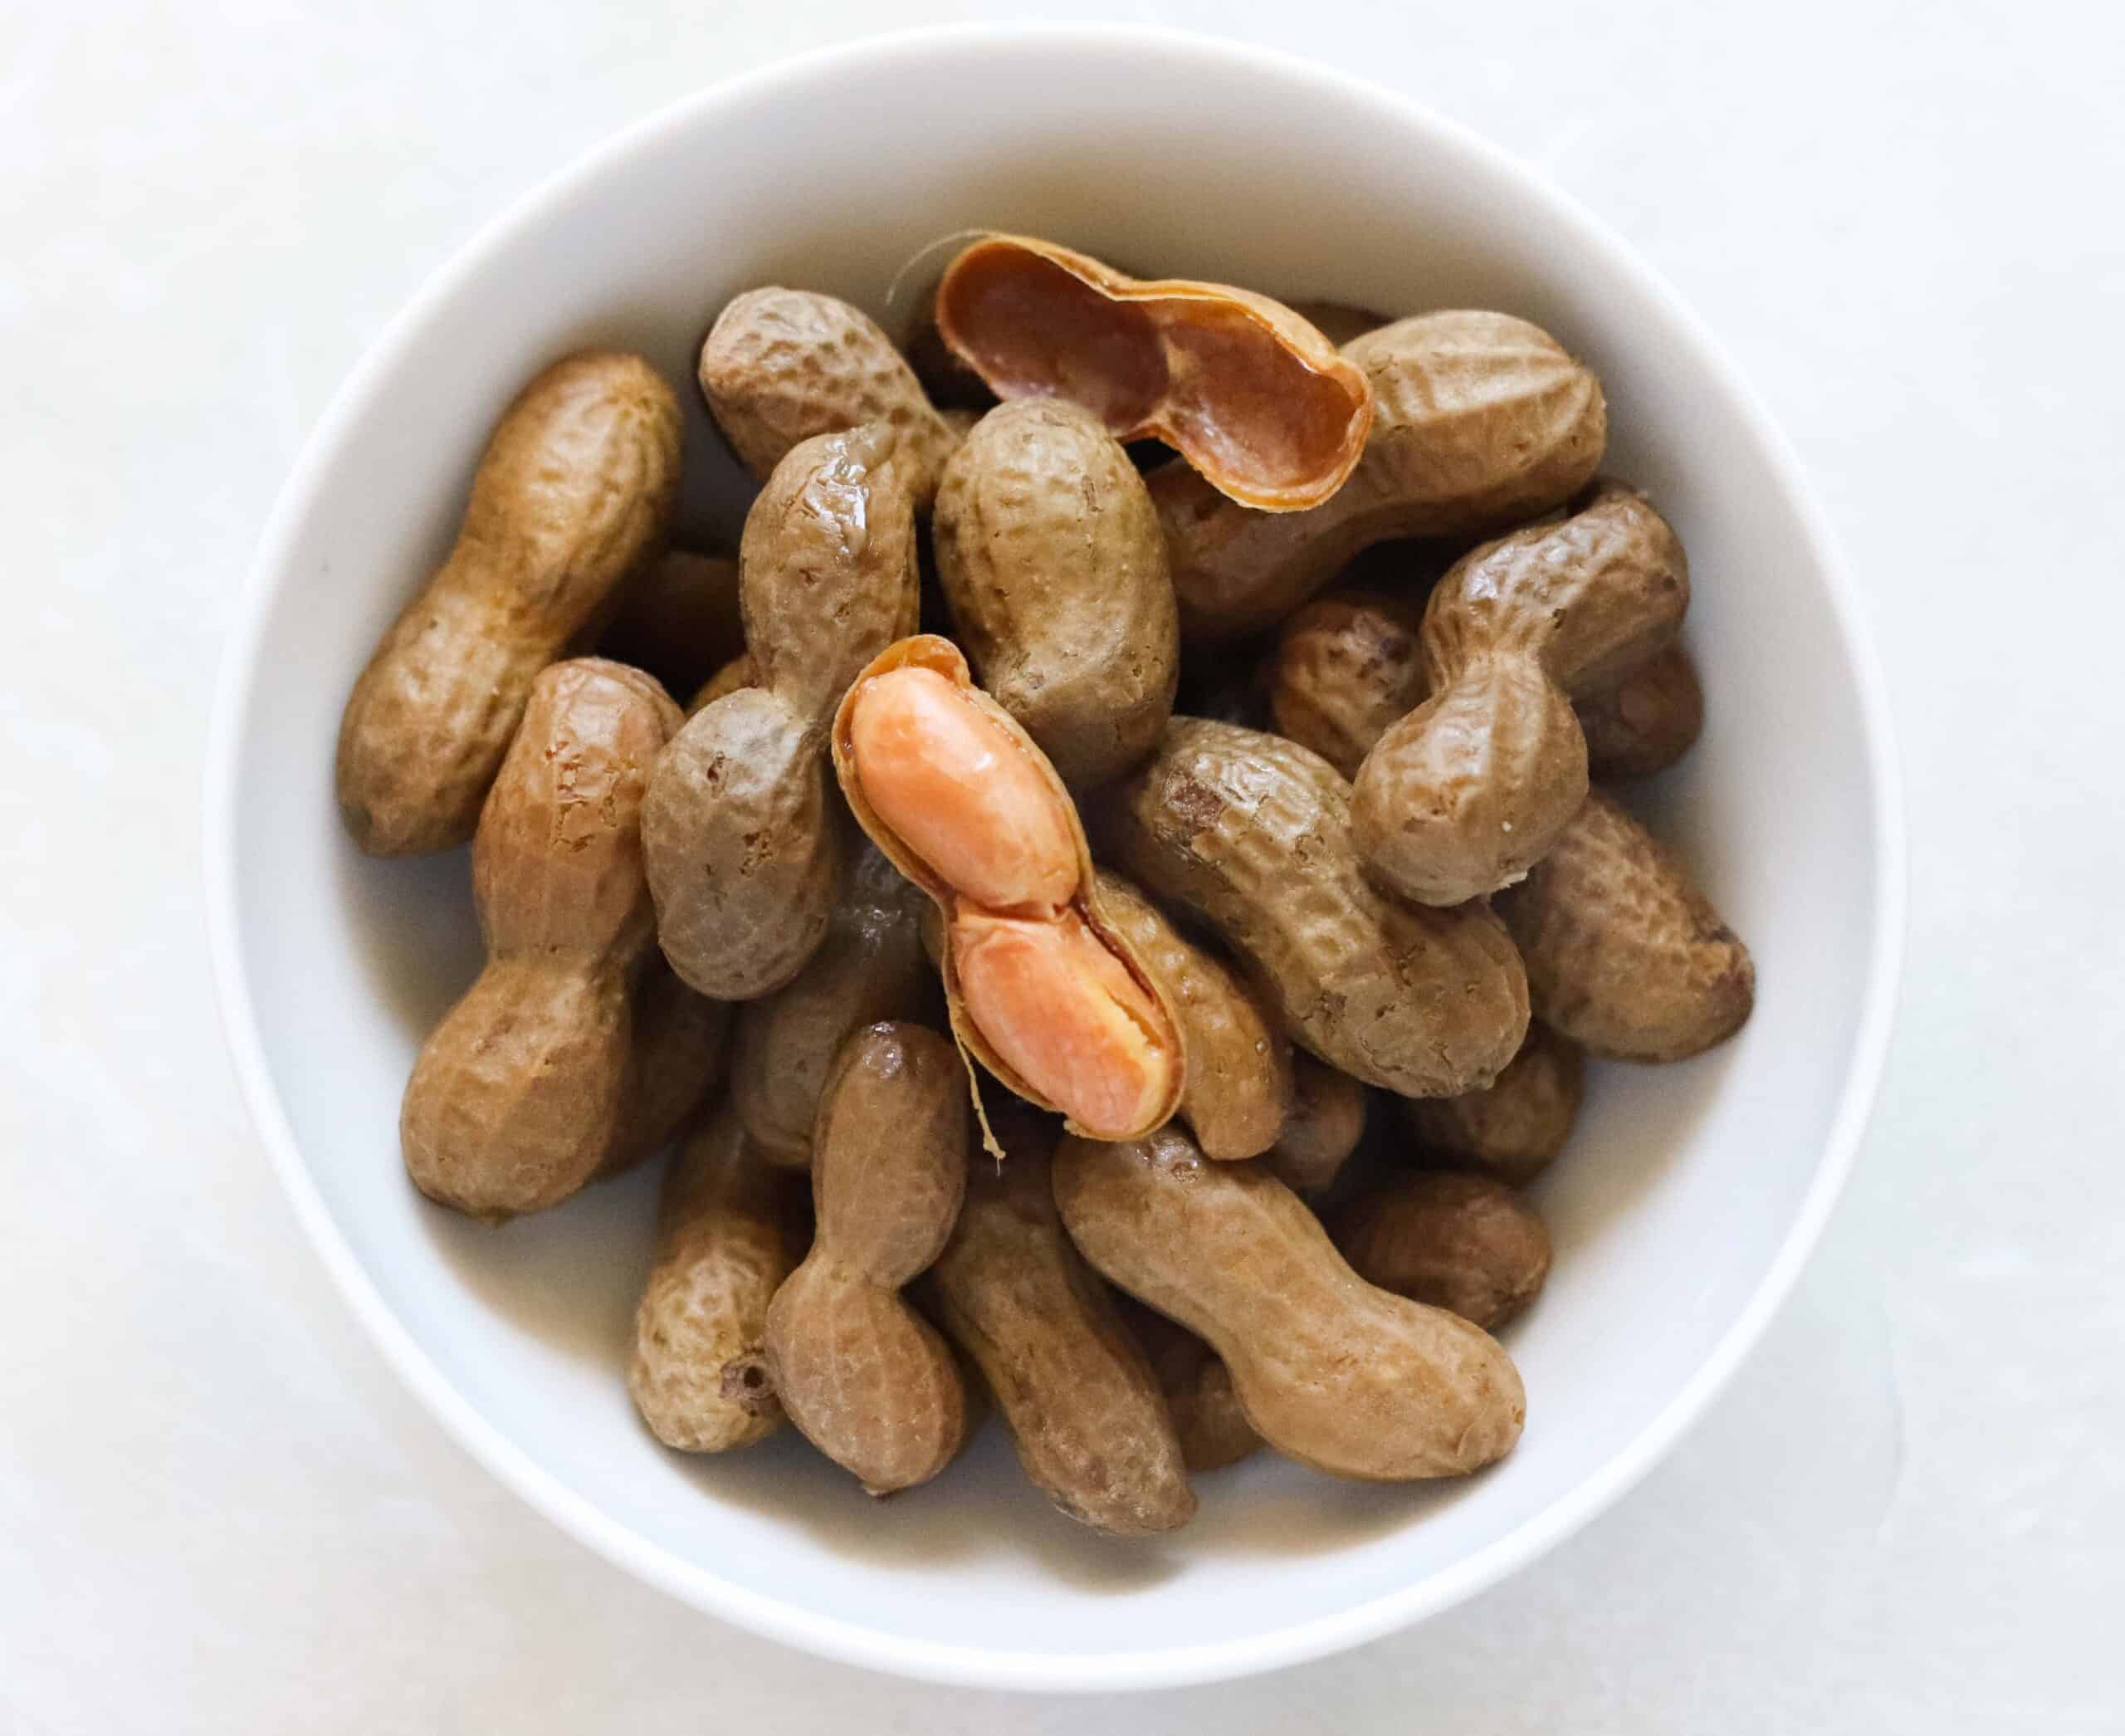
<box><xmin>932</xmin><ymin>235</ymin><xmax>1375</xmax><ymax>512</ymax></box>
<box><xmin>830</xmin><ymin>634</ymin><xmax>1187</xmax><ymax>1151</ymax></box>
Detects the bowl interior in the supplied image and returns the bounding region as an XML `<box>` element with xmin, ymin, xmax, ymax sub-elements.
<box><xmin>211</xmin><ymin>29</ymin><xmax>1897</xmax><ymax>1693</ymax></box>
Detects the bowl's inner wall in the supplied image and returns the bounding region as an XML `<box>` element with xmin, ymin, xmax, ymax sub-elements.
<box><xmin>227</xmin><ymin>40</ymin><xmax>1883</xmax><ymax>1668</ymax></box>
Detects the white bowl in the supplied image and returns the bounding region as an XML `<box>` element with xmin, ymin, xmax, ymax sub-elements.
<box><xmin>205</xmin><ymin>24</ymin><xmax>1903</xmax><ymax>1694</ymax></box>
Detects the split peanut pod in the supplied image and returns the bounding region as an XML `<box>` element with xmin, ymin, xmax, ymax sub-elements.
<box><xmin>730</xmin><ymin>839</ymin><xmax>937</xmax><ymax>1169</ymax></box>
<box><xmin>630</xmin><ymin>1106</ymin><xmax>799</xmax><ymax>1452</ymax></box>
<box><xmin>1353</xmin><ymin>482</ymin><xmax>1690</xmax><ymax>907</ymax></box>
<box><xmin>1401</xmin><ymin>1021</ymin><xmax>1584</xmax><ymax>1186</ymax></box>
<box><xmin>764</xmin><ymin>1022</ymin><xmax>971</xmax><ymax>1494</ymax></box>
<box><xmin>925</xmin><ymin>1113</ymin><xmax>1196</xmax><ymax>1535</ymax></box>
<box><xmin>1054</xmin><ymin>1125</ymin><xmax>1526</xmax><ymax>1481</ymax></box>
<box><xmin>933</xmin><ymin>234</ymin><xmax>1374</xmax><ymax>511</ymax></box>
<box><xmin>831</xmin><ymin>635</ymin><xmax>1185</xmax><ymax>1144</ymax></box>
<box><xmin>1155</xmin><ymin>311</ymin><xmax>1607</xmax><ymax>638</ymax></box>
<box><xmin>698</xmin><ymin>287</ymin><xmax>961</xmax><ymax>503</ymax></box>
<box><xmin>1492</xmin><ymin>790</ymin><xmax>1755</xmax><ymax>1062</ymax></box>
<box><xmin>401</xmin><ymin>658</ymin><xmax>682</xmax><ymax>1220</ymax></box>
<box><xmin>337</xmin><ymin>351</ymin><xmax>682</xmax><ymax>854</ymax></box>
<box><xmin>1092</xmin><ymin>869</ymin><xmax>1292</xmax><ymax>1160</ymax></box>
<box><xmin>931</xmin><ymin>398</ymin><xmax>1180</xmax><ymax>787</ymax></box>
<box><xmin>1331</xmin><ymin>1172</ymin><xmax>1552</xmax><ymax>1331</ymax></box>
<box><xmin>643</xmin><ymin>424</ymin><xmax>919</xmax><ymax>999</ymax></box>
<box><xmin>1095</xmin><ymin>717</ymin><xmax>1528</xmax><ymax>1098</ymax></box>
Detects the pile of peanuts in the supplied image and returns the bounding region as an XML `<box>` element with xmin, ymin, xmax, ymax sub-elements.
<box><xmin>336</xmin><ymin>234</ymin><xmax>1754</xmax><ymax>1535</ymax></box>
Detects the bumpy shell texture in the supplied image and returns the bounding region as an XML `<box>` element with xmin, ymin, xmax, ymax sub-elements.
<box><xmin>1492</xmin><ymin>790</ymin><xmax>1754</xmax><ymax>1061</ymax></box>
<box><xmin>1156</xmin><ymin>311</ymin><xmax>1606</xmax><ymax>638</ymax></box>
<box><xmin>926</xmin><ymin>1122</ymin><xmax>1196</xmax><ymax>1535</ymax></box>
<box><xmin>935</xmin><ymin>235</ymin><xmax>1374</xmax><ymax>511</ymax></box>
<box><xmin>1054</xmin><ymin>1125</ymin><xmax>1526</xmax><ymax>1481</ymax></box>
<box><xmin>1094</xmin><ymin>716</ymin><xmax>1528</xmax><ymax>1097</ymax></box>
<box><xmin>698</xmin><ymin>287</ymin><xmax>960</xmax><ymax>501</ymax></box>
<box><xmin>765</xmin><ymin>1022</ymin><xmax>970</xmax><ymax>1493</ymax></box>
<box><xmin>1401</xmin><ymin>1020</ymin><xmax>1584</xmax><ymax>1185</ymax></box>
<box><xmin>1332</xmin><ymin>1171</ymin><xmax>1552</xmax><ymax>1330</ymax></box>
<box><xmin>642</xmin><ymin>425</ymin><xmax>918</xmax><ymax>999</ymax></box>
<box><xmin>337</xmin><ymin>351</ymin><xmax>682</xmax><ymax>854</ymax></box>
<box><xmin>1261</xmin><ymin>1051</ymin><xmax>1368</xmax><ymax>1194</ymax></box>
<box><xmin>1575</xmin><ymin>643</ymin><xmax>1704</xmax><ymax>780</ymax></box>
<box><xmin>1270</xmin><ymin>589</ymin><xmax>1427</xmax><ymax>780</ymax></box>
<box><xmin>933</xmin><ymin>399</ymin><xmax>1180</xmax><ymax>787</ymax></box>
<box><xmin>630</xmin><ymin>1108</ymin><xmax>797</xmax><ymax>1451</ymax></box>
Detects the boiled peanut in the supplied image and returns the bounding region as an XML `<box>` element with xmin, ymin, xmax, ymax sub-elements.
<box><xmin>1262</xmin><ymin>1052</ymin><xmax>1367</xmax><ymax>1193</ymax></box>
<box><xmin>1353</xmin><ymin>482</ymin><xmax>1689</xmax><ymax>906</ymax></box>
<box><xmin>1331</xmin><ymin>1172</ymin><xmax>1551</xmax><ymax>1330</ymax></box>
<box><xmin>933</xmin><ymin>399</ymin><xmax>1180</xmax><ymax>786</ymax></box>
<box><xmin>1094</xmin><ymin>717</ymin><xmax>1528</xmax><ymax>1097</ymax></box>
<box><xmin>1402</xmin><ymin>1021</ymin><xmax>1583</xmax><ymax>1185</ymax></box>
<box><xmin>598</xmin><ymin>550</ymin><xmax>743</xmax><ymax>700</ymax></box>
<box><xmin>630</xmin><ymin>1107</ymin><xmax>799</xmax><ymax>1451</ymax></box>
<box><xmin>698</xmin><ymin>287</ymin><xmax>960</xmax><ymax>503</ymax></box>
<box><xmin>1492</xmin><ymin>790</ymin><xmax>1754</xmax><ymax>1061</ymax></box>
<box><xmin>1054</xmin><ymin>1126</ymin><xmax>1525</xmax><ymax>1480</ymax></box>
<box><xmin>765</xmin><ymin>1022</ymin><xmax>970</xmax><ymax>1492</ymax></box>
<box><xmin>1117</xmin><ymin>1298</ymin><xmax>1260</xmax><ymax>1473</ymax></box>
<box><xmin>600</xmin><ymin>960</ymin><xmax>733</xmax><ymax>1176</ymax></box>
<box><xmin>1155</xmin><ymin>311</ymin><xmax>1606</xmax><ymax>638</ymax></box>
<box><xmin>1092</xmin><ymin>870</ymin><xmax>1292</xmax><ymax>1160</ymax></box>
<box><xmin>337</xmin><ymin>352</ymin><xmax>681</xmax><ymax>854</ymax></box>
<box><xmin>925</xmin><ymin>1113</ymin><xmax>1195</xmax><ymax>1534</ymax></box>
<box><xmin>1268</xmin><ymin>589</ymin><xmax>1425</xmax><ymax>780</ymax></box>
<box><xmin>1575</xmin><ymin>643</ymin><xmax>1704</xmax><ymax>780</ymax></box>
<box><xmin>934</xmin><ymin>235</ymin><xmax>1374</xmax><ymax>511</ymax></box>
<box><xmin>643</xmin><ymin>425</ymin><xmax>918</xmax><ymax>999</ymax></box>
<box><xmin>833</xmin><ymin>637</ymin><xmax>1184</xmax><ymax>1142</ymax></box>
<box><xmin>401</xmin><ymin>658</ymin><xmax>681</xmax><ymax>1219</ymax></box>
<box><xmin>731</xmin><ymin>839</ymin><xmax>937</xmax><ymax>1168</ymax></box>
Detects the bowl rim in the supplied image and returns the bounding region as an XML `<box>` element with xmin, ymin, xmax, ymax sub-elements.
<box><xmin>203</xmin><ymin>20</ymin><xmax>1907</xmax><ymax>1695</ymax></box>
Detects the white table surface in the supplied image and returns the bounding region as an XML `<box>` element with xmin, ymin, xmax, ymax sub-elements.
<box><xmin>6</xmin><ymin>2</ymin><xmax>2123</xmax><ymax>1729</ymax></box>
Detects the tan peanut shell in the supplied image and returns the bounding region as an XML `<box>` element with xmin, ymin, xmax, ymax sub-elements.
<box><xmin>1353</xmin><ymin>482</ymin><xmax>1689</xmax><ymax>906</ymax></box>
<box><xmin>629</xmin><ymin>1107</ymin><xmax>799</xmax><ymax>1451</ymax></box>
<box><xmin>1094</xmin><ymin>717</ymin><xmax>1529</xmax><ymax>1097</ymax></box>
<box><xmin>1054</xmin><ymin>1127</ymin><xmax>1525</xmax><ymax>1480</ymax></box>
<box><xmin>598</xmin><ymin>550</ymin><xmax>743</xmax><ymax>700</ymax></box>
<box><xmin>643</xmin><ymin>425</ymin><xmax>918</xmax><ymax>999</ymax></box>
<box><xmin>1118</xmin><ymin>1298</ymin><xmax>1261</xmax><ymax>1473</ymax></box>
<box><xmin>932</xmin><ymin>399</ymin><xmax>1180</xmax><ymax>786</ymax></box>
<box><xmin>1262</xmin><ymin>1051</ymin><xmax>1368</xmax><ymax>1193</ymax></box>
<box><xmin>699</xmin><ymin>287</ymin><xmax>960</xmax><ymax>502</ymax></box>
<box><xmin>935</xmin><ymin>235</ymin><xmax>1375</xmax><ymax>511</ymax></box>
<box><xmin>600</xmin><ymin>961</ymin><xmax>733</xmax><ymax>1176</ymax></box>
<box><xmin>1402</xmin><ymin>1021</ymin><xmax>1584</xmax><ymax>1185</ymax></box>
<box><xmin>1331</xmin><ymin>1172</ymin><xmax>1551</xmax><ymax>1330</ymax></box>
<box><xmin>1155</xmin><ymin>311</ymin><xmax>1606</xmax><ymax>638</ymax></box>
<box><xmin>336</xmin><ymin>351</ymin><xmax>682</xmax><ymax>854</ymax></box>
<box><xmin>925</xmin><ymin>1117</ymin><xmax>1196</xmax><ymax>1534</ymax></box>
<box><xmin>1269</xmin><ymin>589</ymin><xmax>1426</xmax><ymax>780</ymax></box>
<box><xmin>831</xmin><ymin>635</ymin><xmax>1186</xmax><ymax>1145</ymax></box>
<box><xmin>401</xmin><ymin>658</ymin><xmax>681</xmax><ymax>1219</ymax></box>
<box><xmin>1492</xmin><ymin>790</ymin><xmax>1755</xmax><ymax>1061</ymax></box>
<box><xmin>731</xmin><ymin>839</ymin><xmax>937</xmax><ymax>1168</ymax></box>
<box><xmin>765</xmin><ymin>1022</ymin><xmax>971</xmax><ymax>1492</ymax></box>
<box><xmin>1575</xmin><ymin>643</ymin><xmax>1704</xmax><ymax>780</ymax></box>
<box><xmin>1092</xmin><ymin>870</ymin><xmax>1292</xmax><ymax>1160</ymax></box>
